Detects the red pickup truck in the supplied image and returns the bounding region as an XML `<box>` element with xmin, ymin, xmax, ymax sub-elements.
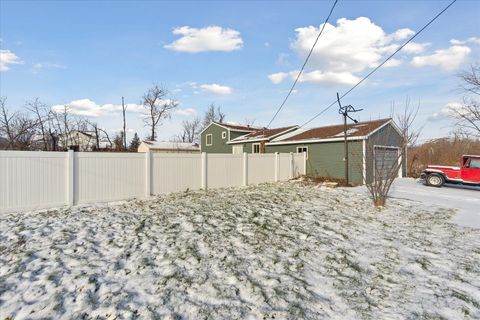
<box><xmin>421</xmin><ymin>155</ymin><xmax>480</xmax><ymax>187</ymax></box>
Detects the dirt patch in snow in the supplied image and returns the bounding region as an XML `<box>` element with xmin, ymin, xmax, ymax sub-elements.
<box><xmin>0</xmin><ymin>182</ymin><xmax>479</xmax><ymax>319</ymax></box>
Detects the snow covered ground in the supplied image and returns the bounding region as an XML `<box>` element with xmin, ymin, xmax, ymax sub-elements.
<box><xmin>1</xmin><ymin>182</ymin><xmax>479</xmax><ymax>319</ymax></box>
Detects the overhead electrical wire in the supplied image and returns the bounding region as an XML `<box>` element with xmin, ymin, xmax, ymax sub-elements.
<box><xmin>266</xmin><ymin>0</ymin><xmax>339</xmax><ymax>129</ymax></box>
<box><xmin>300</xmin><ymin>0</ymin><xmax>457</xmax><ymax>128</ymax></box>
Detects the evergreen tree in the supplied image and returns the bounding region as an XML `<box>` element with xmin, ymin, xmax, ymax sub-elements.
<box><xmin>129</xmin><ymin>132</ymin><xmax>141</xmax><ymax>151</ymax></box>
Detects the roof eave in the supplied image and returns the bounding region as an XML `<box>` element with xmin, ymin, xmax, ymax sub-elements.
<box><xmin>266</xmin><ymin>136</ymin><xmax>367</xmax><ymax>146</ymax></box>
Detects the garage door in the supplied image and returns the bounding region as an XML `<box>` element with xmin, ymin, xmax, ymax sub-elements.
<box><xmin>374</xmin><ymin>146</ymin><xmax>400</xmax><ymax>180</ymax></box>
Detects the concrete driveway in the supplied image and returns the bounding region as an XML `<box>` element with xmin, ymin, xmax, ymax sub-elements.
<box><xmin>354</xmin><ymin>178</ymin><xmax>480</xmax><ymax>229</ymax></box>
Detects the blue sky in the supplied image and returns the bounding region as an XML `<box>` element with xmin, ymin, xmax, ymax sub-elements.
<box><xmin>1</xmin><ymin>0</ymin><xmax>479</xmax><ymax>142</ymax></box>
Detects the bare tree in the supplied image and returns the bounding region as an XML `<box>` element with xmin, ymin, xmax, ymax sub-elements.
<box><xmin>448</xmin><ymin>64</ymin><xmax>480</xmax><ymax>136</ymax></box>
<box><xmin>142</xmin><ymin>85</ymin><xmax>178</xmax><ymax>141</ymax></box>
<box><xmin>25</xmin><ymin>98</ymin><xmax>51</xmax><ymax>150</ymax></box>
<box><xmin>122</xmin><ymin>96</ymin><xmax>127</xmax><ymax>151</ymax></box>
<box><xmin>202</xmin><ymin>103</ymin><xmax>226</xmax><ymax>129</ymax></box>
<box><xmin>365</xmin><ymin>101</ymin><xmax>420</xmax><ymax>207</ymax></box>
<box><xmin>0</xmin><ymin>97</ymin><xmax>39</xmax><ymax>150</ymax></box>
<box><xmin>176</xmin><ymin>117</ymin><xmax>201</xmax><ymax>143</ymax></box>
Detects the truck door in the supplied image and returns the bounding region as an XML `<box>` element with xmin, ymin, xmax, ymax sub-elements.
<box><xmin>461</xmin><ymin>158</ymin><xmax>480</xmax><ymax>182</ymax></box>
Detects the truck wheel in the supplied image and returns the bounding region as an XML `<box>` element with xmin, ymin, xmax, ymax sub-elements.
<box><xmin>426</xmin><ymin>173</ymin><xmax>444</xmax><ymax>187</ymax></box>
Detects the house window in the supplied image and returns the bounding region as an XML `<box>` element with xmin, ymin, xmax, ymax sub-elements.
<box><xmin>297</xmin><ymin>146</ymin><xmax>308</xmax><ymax>159</ymax></box>
<box><xmin>206</xmin><ymin>134</ymin><xmax>213</xmax><ymax>146</ymax></box>
<box><xmin>252</xmin><ymin>143</ymin><xmax>260</xmax><ymax>154</ymax></box>
<box><xmin>222</xmin><ymin>131</ymin><xmax>227</xmax><ymax>139</ymax></box>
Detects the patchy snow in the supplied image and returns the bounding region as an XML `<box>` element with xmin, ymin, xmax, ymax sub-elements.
<box><xmin>1</xmin><ymin>182</ymin><xmax>479</xmax><ymax>319</ymax></box>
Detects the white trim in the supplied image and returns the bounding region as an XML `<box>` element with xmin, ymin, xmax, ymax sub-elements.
<box><xmin>428</xmin><ymin>165</ymin><xmax>461</xmax><ymax>170</ymax></box>
<box><xmin>365</xmin><ymin>119</ymin><xmax>403</xmax><ymax>139</ymax></box>
<box><xmin>266</xmin><ymin>136</ymin><xmax>366</xmax><ymax>146</ymax></box>
<box><xmin>228</xmin><ymin>126</ymin><xmax>299</xmax><ymax>145</ymax></box>
<box><xmin>206</xmin><ymin>134</ymin><xmax>213</xmax><ymax>146</ymax></box>
<box><xmin>252</xmin><ymin>143</ymin><xmax>261</xmax><ymax>154</ymax></box>
<box><xmin>222</xmin><ymin>131</ymin><xmax>227</xmax><ymax>139</ymax></box>
<box><xmin>228</xmin><ymin>137</ymin><xmax>268</xmax><ymax>145</ymax></box>
<box><xmin>296</xmin><ymin>146</ymin><xmax>308</xmax><ymax>160</ymax></box>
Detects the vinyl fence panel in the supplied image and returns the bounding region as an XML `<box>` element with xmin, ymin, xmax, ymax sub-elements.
<box><xmin>278</xmin><ymin>153</ymin><xmax>292</xmax><ymax>181</ymax></box>
<box><xmin>207</xmin><ymin>154</ymin><xmax>243</xmax><ymax>188</ymax></box>
<box><xmin>151</xmin><ymin>153</ymin><xmax>202</xmax><ymax>194</ymax></box>
<box><xmin>0</xmin><ymin>151</ymin><xmax>306</xmax><ymax>213</ymax></box>
<box><xmin>74</xmin><ymin>153</ymin><xmax>146</xmax><ymax>204</ymax></box>
<box><xmin>0</xmin><ymin>151</ymin><xmax>68</xmax><ymax>213</ymax></box>
<box><xmin>293</xmin><ymin>153</ymin><xmax>306</xmax><ymax>177</ymax></box>
<box><xmin>248</xmin><ymin>154</ymin><xmax>276</xmax><ymax>184</ymax></box>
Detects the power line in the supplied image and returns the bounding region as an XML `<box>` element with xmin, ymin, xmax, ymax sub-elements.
<box><xmin>300</xmin><ymin>0</ymin><xmax>457</xmax><ymax>128</ymax></box>
<box><xmin>266</xmin><ymin>0</ymin><xmax>338</xmax><ymax>129</ymax></box>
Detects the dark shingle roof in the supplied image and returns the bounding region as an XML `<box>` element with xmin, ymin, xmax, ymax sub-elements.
<box><xmin>280</xmin><ymin>118</ymin><xmax>391</xmax><ymax>142</ymax></box>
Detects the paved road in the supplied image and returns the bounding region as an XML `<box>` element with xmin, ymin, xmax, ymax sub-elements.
<box><xmin>353</xmin><ymin>178</ymin><xmax>480</xmax><ymax>229</ymax></box>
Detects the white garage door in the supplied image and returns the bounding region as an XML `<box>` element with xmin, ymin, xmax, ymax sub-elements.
<box><xmin>374</xmin><ymin>146</ymin><xmax>400</xmax><ymax>180</ymax></box>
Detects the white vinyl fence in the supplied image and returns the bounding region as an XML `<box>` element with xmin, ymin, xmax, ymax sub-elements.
<box><xmin>0</xmin><ymin>151</ymin><xmax>306</xmax><ymax>213</ymax></box>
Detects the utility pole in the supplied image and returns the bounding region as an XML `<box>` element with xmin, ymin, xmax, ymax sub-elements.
<box><xmin>337</xmin><ymin>93</ymin><xmax>362</xmax><ymax>185</ymax></box>
<box><xmin>122</xmin><ymin>96</ymin><xmax>127</xmax><ymax>152</ymax></box>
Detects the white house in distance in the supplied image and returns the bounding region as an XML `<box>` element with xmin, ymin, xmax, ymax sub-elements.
<box><xmin>138</xmin><ymin>141</ymin><xmax>200</xmax><ymax>153</ymax></box>
<box><xmin>58</xmin><ymin>130</ymin><xmax>112</xmax><ymax>151</ymax></box>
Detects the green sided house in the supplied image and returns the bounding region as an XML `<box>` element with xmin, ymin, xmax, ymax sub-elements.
<box><xmin>200</xmin><ymin>122</ymin><xmax>260</xmax><ymax>153</ymax></box>
<box><xmin>265</xmin><ymin>118</ymin><xmax>405</xmax><ymax>185</ymax></box>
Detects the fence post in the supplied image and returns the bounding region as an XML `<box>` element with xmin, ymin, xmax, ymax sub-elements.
<box><xmin>303</xmin><ymin>151</ymin><xmax>307</xmax><ymax>176</ymax></box>
<box><xmin>145</xmin><ymin>151</ymin><xmax>152</xmax><ymax>197</ymax></box>
<box><xmin>67</xmin><ymin>150</ymin><xmax>74</xmax><ymax>206</ymax></box>
<box><xmin>243</xmin><ymin>152</ymin><xmax>248</xmax><ymax>186</ymax></box>
<box><xmin>275</xmin><ymin>152</ymin><xmax>280</xmax><ymax>182</ymax></box>
<box><xmin>289</xmin><ymin>152</ymin><xmax>294</xmax><ymax>179</ymax></box>
<box><xmin>201</xmin><ymin>152</ymin><xmax>208</xmax><ymax>190</ymax></box>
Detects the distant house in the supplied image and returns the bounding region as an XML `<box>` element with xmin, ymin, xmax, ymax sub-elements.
<box><xmin>200</xmin><ymin>122</ymin><xmax>260</xmax><ymax>153</ymax></box>
<box><xmin>265</xmin><ymin>118</ymin><xmax>405</xmax><ymax>185</ymax></box>
<box><xmin>58</xmin><ymin>130</ymin><xmax>111</xmax><ymax>151</ymax></box>
<box><xmin>227</xmin><ymin>125</ymin><xmax>299</xmax><ymax>154</ymax></box>
<box><xmin>138</xmin><ymin>141</ymin><xmax>200</xmax><ymax>153</ymax></box>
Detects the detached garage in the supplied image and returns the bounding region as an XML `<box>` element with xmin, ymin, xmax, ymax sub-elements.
<box><xmin>265</xmin><ymin>118</ymin><xmax>405</xmax><ymax>185</ymax></box>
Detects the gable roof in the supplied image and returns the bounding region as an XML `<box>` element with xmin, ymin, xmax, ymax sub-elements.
<box><xmin>140</xmin><ymin>141</ymin><xmax>200</xmax><ymax>151</ymax></box>
<box><xmin>228</xmin><ymin>125</ymin><xmax>299</xmax><ymax>144</ymax></box>
<box><xmin>200</xmin><ymin>121</ymin><xmax>260</xmax><ymax>135</ymax></box>
<box><xmin>268</xmin><ymin>118</ymin><xmax>394</xmax><ymax>145</ymax></box>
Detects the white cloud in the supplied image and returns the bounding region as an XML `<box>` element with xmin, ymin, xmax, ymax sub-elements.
<box><xmin>33</xmin><ymin>62</ymin><xmax>66</xmax><ymax>71</ymax></box>
<box><xmin>164</xmin><ymin>26</ymin><xmax>243</xmax><ymax>53</ymax></box>
<box><xmin>268</xmin><ymin>72</ymin><xmax>289</xmax><ymax>84</ymax></box>
<box><xmin>270</xmin><ymin>17</ymin><xmax>421</xmax><ymax>86</ymax></box>
<box><xmin>0</xmin><ymin>49</ymin><xmax>23</xmax><ymax>72</ymax></box>
<box><xmin>411</xmin><ymin>45</ymin><xmax>471</xmax><ymax>71</ymax></box>
<box><xmin>383</xmin><ymin>58</ymin><xmax>403</xmax><ymax>68</ymax></box>
<box><xmin>51</xmin><ymin>99</ymin><xmax>145</xmax><ymax>117</ymax></box>
<box><xmin>199</xmin><ymin>83</ymin><xmax>233</xmax><ymax>95</ymax></box>
<box><xmin>298</xmin><ymin>70</ymin><xmax>360</xmax><ymax>86</ymax></box>
<box><xmin>428</xmin><ymin>102</ymin><xmax>464</xmax><ymax>121</ymax></box>
<box><xmin>175</xmin><ymin>108</ymin><xmax>196</xmax><ymax>116</ymax></box>
<box><xmin>450</xmin><ymin>37</ymin><xmax>480</xmax><ymax>45</ymax></box>
<box><xmin>402</xmin><ymin>42</ymin><xmax>430</xmax><ymax>54</ymax></box>
<box><xmin>390</xmin><ymin>28</ymin><xmax>415</xmax><ymax>41</ymax></box>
